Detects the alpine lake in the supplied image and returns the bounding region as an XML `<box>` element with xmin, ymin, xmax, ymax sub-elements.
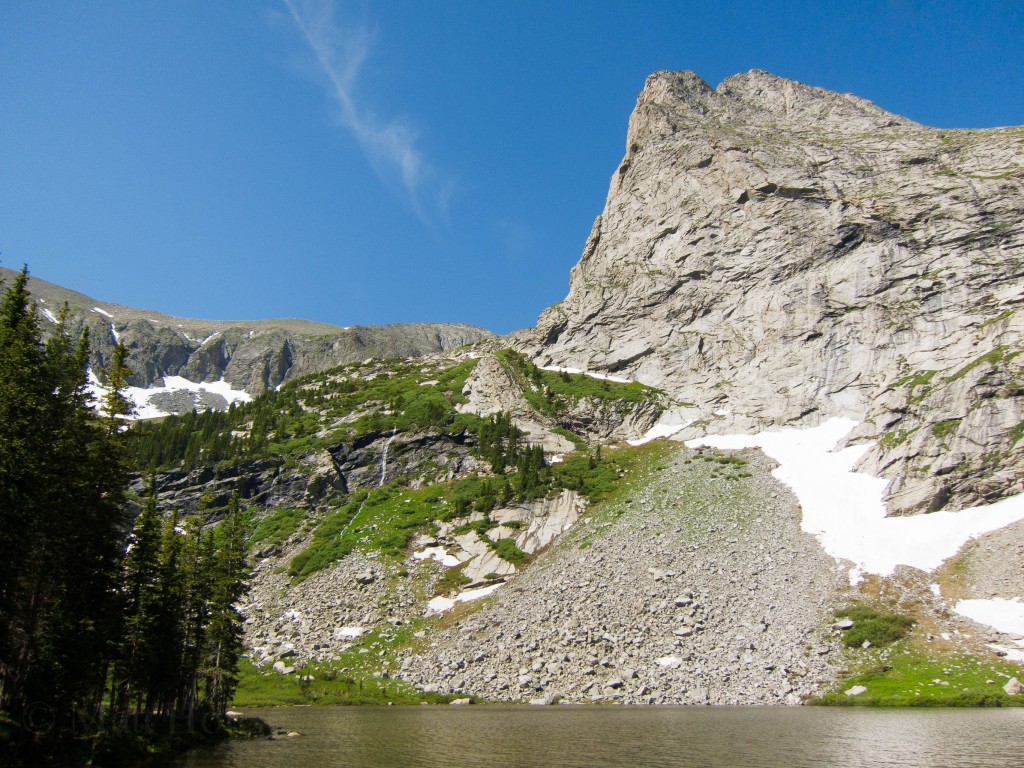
<box><xmin>179</xmin><ymin>704</ymin><xmax>1024</xmax><ymax>768</ymax></box>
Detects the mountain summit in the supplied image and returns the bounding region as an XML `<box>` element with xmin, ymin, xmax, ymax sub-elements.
<box><xmin>522</xmin><ymin>69</ymin><xmax>1024</xmax><ymax>515</ymax></box>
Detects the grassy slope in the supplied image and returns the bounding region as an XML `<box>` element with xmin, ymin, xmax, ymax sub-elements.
<box><xmin>816</xmin><ymin>641</ymin><xmax>1024</xmax><ymax>706</ymax></box>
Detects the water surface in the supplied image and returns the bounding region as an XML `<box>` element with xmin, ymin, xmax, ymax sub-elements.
<box><xmin>180</xmin><ymin>705</ymin><xmax>1024</xmax><ymax>768</ymax></box>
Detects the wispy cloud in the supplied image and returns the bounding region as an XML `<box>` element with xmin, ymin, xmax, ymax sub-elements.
<box><xmin>282</xmin><ymin>0</ymin><xmax>449</xmax><ymax>225</ymax></box>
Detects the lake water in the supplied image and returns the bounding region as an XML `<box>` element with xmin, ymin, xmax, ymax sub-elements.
<box><xmin>179</xmin><ymin>705</ymin><xmax>1024</xmax><ymax>768</ymax></box>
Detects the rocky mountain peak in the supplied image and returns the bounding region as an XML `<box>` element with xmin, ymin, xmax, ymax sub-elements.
<box><xmin>628</xmin><ymin>69</ymin><xmax>916</xmax><ymax>151</ymax></box>
<box><xmin>523</xmin><ymin>69</ymin><xmax>1024</xmax><ymax>516</ymax></box>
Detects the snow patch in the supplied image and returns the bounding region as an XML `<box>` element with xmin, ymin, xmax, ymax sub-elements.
<box><xmin>954</xmin><ymin>598</ymin><xmax>1024</xmax><ymax>637</ymax></box>
<box><xmin>413</xmin><ymin>547</ymin><xmax>461</xmax><ymax>568</ymax></box>
<box><xmin>86</xmin><ymin>370</ymin><xmax>253</xmax><ymax>420</ymax></box>
<box><xmin>333</xmin><ymin>626</ymin><xmax>363</xmax><ymax>639</ymax></box>
<box><xmin>110</xmin><ymin>324</ymin><xmax>120</xmax><ymax>343</ymax></box>
<box><xmin>687</xmin><ymin>418</ymin><xmax>1024</xmax><ymax>584</ymax></box>
<box><xmin>628</xmin><ymin>420</ymin><xmax>693</xmax><ymax>446</ymax></box>
<box><xmin>426</xmin><ymin>583</ymin><xmax>503</xmax><ymax>613</ymax></box>
<box><xmin>92</xmin><ymin>307</ymin><xmax>112</xmax><ymax>318</ymax></box>
<box><xmin>539</xmin><ymin>364</ymin><xmax>633</xmax><ymax>384</ymax></box>
<box><xmin>41</xmin><ymin>307</ymin><xmax>58</xmax><ymax>324</ymax></box>
<box><xmin>989</xmin><ymin>644</ymin><xmax>1024</xmax><ymax>662</ymax></box>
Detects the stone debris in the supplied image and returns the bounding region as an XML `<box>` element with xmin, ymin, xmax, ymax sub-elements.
<box><xmin>396</xmin><ymin>449</ymin><xmax>845</xmax><ymax>705</ymax></box>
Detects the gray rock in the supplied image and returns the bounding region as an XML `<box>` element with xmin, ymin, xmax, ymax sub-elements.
<box><xmin>518</xmin><ymin>69</ymin><xmax>1024</xmax><ymax>516</ymax></box>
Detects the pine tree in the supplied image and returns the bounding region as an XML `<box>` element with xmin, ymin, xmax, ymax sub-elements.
<box><xmin>0</xmin><ymin>267</ymin><xmax>51</xmax><ymax>714</ymax></box>
<box><xmin>0</xmin><ymin>269</ymin><xmax>131</xmax><ymax>730</ymax></box>
<box><xmin>116</xmin><ymin>479</ymin><xmax>163</xmax><ymax>718</ymax></box>
<box><xmin>202</xmin><ymin>492</ymin><xmax>250</xmax><ymax>716</ymax></box>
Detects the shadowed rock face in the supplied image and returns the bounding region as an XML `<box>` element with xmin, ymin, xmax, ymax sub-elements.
<box><xmin>4</xmin><ymin>267</ymin><xmax>495</xmax><ymax>394</ymax></box>
<box><xmin>520</xmin><ymin>69</ymin><xmax>1024</xmax><ymax>515</ymax></box>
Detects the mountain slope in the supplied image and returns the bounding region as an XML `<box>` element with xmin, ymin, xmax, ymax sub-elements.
<box><xmin>520</xmin><ymin>69</ymin><xmax>1024</xmax><ymax>515</ymax></box>
<box><xmin>1</xmin><ymin>266</ymin><xmax>495</xmax><ymax>411</ymax></box>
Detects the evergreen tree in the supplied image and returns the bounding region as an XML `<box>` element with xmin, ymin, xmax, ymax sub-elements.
<box><xmin>202</xmin><ymin>492</ymin><xmax>250</xmax><ymax>716</ymax></box>
<box><xmin>115</xmin><ymin>479</ymin><xmax>163</xmax><ymax>718</ymax></box>
<box><xmin>0</xmin><ymin>268</ymin><xmax>131</xmax><ymax>732</ymax></box>
<box><xmin>0</xmin><ymin>267</ymin><xmax>51</xmax><ymax>714</ymax></box>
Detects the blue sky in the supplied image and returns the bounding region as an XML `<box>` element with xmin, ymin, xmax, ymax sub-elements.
<box><xmin>2</xmin><ymin>1</ymin><xmax>1022</xmax><ymax>334</ymax></box>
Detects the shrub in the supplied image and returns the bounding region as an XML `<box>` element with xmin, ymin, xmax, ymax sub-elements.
<box><xmin>491</xmin><ymin>537</ymin><xmax>529</xmax><ymax>565</ymax></box>
<box><xmin>835</xmin><ymin>605</ymin><xmax>915</xmax><ymax>648</ymax></box>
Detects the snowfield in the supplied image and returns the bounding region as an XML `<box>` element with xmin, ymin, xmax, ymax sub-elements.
<box><xmin>87</xmin><ymin>371</ymin><xmax>252</xmax><ymax>419</ymax></box>
<box><xmin>686</xmin><ymin>418</ymin><xmax>1024</xmax><ymax>641</ymax></box>
<box><xmin>686</xmin><ymin>418</ymin><xmax>1024</xmax><ymax>585</ymax></box>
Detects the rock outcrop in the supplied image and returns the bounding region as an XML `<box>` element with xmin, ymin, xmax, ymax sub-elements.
<box><xmin>3</xmin><ymin>266</ymin><xmax>495</xmax><ymax>397</ymax></box>
<box><xmin>520</xmin><ymin>69</ymin><xmax>1024</xmax><ymax>515</ymax></box>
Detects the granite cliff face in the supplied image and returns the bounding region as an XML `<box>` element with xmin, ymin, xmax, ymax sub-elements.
<box><xmin>3</xmin><ymin>267</ymin><xmax>494</xmax><ymax>399</ymax></box>
<box><xmin>523</xmin><ymin>70</ymin><xmax>1024</xmax><ymax>515</ymax></box>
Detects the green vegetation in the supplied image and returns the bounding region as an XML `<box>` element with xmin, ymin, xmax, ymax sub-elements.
<box><xmin>233</xmin><ymin>624</ymin><xmax>453</xmax><ymax>706</ymax></box>
<box><xmin>129</xmin><ymin>356</ymin><xmax>484</xmax><ymax>471</ymax></box>
<box><xmin>491</xmin><ymin>537</ymin><xmax>530</xmax><ymax>565</ymax></box>
<box><xmin>979</xmin><ymin>309</ymin><xmax>1015</xmax><ymax>330</ymax></box>
<box><xmin>946</xmin><ymin>346</ymin><xmax>1019</xmax><ymax>383</ymax></box>
<box><xmin>249</xmin><ymin>506</ymin><xmax>306</xmax><ymax>552</ymax></box>
<box><xmin>1</xmin><ymin>269</ymin><xmax>134</xmax><ymax>762</ymax></box>
<box><xmin>494</xmin><ymin>348</ymin><xmax>657</xmax><ymax>417</ymax></box>
<box><xmin>930</xmin><ymin>419</ymin><xmax>961</xmax><ymax>439</ymax></box>
<box><xmin>287</xmin><ymin>442</ymin><xmax>626</xmax><ymax>581</ymax></box>
<box><xmin>894</xmin><ymin>369</ymin><xmax>937</xmax><ymax>403</ymax></box>
<box><xmin>817</xmin><ymin>649</ymin><xmax>1024</xmax><ymax>707</ymax></box>
<box><xmin>552</xmin><ymin>425</ymin><xmax>588</xmax><ymax>450</ymax></box>
<box><xmin>835</xmin><ymin>605</ymin><xmax>915</xmax><ymax>648</ymax></box>
<box><xmin>880</xmin><ymin>428</ymin><xmax>916</xmax><ymax>450</ymax></box>
<box><xmin>435</xmin><ymin>565</ymin><xmax>472</xmax><ymax>595</ymax></box>
<box><xmin>1009</xmin><ymin>420</ymin><xmax>1024</xmax><ymax>446</ymax></box>
<box><xmin>0</xmin><ymin>269</ymin><xmax>251</xmax><ymax>766</ymax></box>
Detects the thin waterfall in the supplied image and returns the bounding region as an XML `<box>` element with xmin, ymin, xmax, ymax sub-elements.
<box><xmin>379</xmin><ymin>427</ymin><xmax>398</xmax><ymax>487</ymax></box>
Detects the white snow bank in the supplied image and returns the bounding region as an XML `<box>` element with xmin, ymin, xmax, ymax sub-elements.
<box><xmin>539</xmin><ymin>365</ymin><xmax>633</xmax><ymax>384</ymax></box>
<box><xmin>628</xmin><ymin>420</ymin><xmax>693</xmax><ymax>446</ymax></box>
<box><xmin>426</xmin><ymin>583</ymin><xmax>503</xmax><ymax>613</ymax></box>
<box><xmin>92</xmin><ymin>306</ymin><xmax>112</xmax><ymax>318</ymax></box>
<box><xmin>989</xmin><ymin>644</ymin><xmax>1024</xmax><ymax>662</ymax></box>
<box><xmin>413</xmin><ymin>546</ymin><xmax>461</xmax><ymax>568</ymax></box>
<box><xmin>86</xmin><ymin>370</ymin><xmax>253</xmax><ymax>420</ymax></box>
<box><xmin>41</xmin><ymin>307</ymin><xmax>58</xmax><ymax>324</ymax></box>
<box><xmin>333</xmin><ymin>626</ymin><xmax>363</xmax><ymax>639</ymax></box>
<box><xmin>687</xmin><ymin>418</ymin><xmax>1024</xmax><ymax>584</ymax></box>
<box><xmin>954</xmin><ymin>599</ymin><xmax>1024</xmax><ymax>637</ymax></box>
